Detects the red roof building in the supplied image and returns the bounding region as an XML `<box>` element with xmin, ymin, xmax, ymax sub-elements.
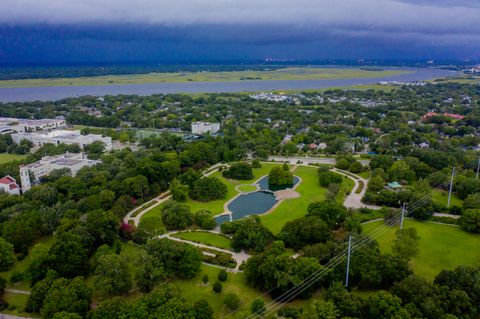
<box><xmin>0</xmin><ymin>175</ymin><xmax>20</xmax><ymax>195</ymax></box>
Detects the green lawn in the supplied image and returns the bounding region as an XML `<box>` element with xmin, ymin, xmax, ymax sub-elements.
<box><xmin>1</xmin><ymin>292</ymin><xmax>32</xmax><ymax>317</ymax></box>
<box><xmin>432</xmin><ymin>191</ymin><xmax>463</xmax><ymax>208</ymax></box>
<box><xmin>237</xmin><ymin>184</ymin><xmax>258</xmax><ymax>192</ymax></box>
<box><xmin>172</xmin><ymin>231</ymin><xmax>232</xmax><ymax>250</ymax></box>
<box><xmin>141</xmin><ymin>163</ymin><xmax>285</xmax><ymax>222</ymax></box>
<box><xmin>260</xmin><ymin>166</ymin><xmax>329</xmax><ymax>234</ymax></box>
<box><xmin>336</xmin><ymin>175</ymin><xmax>355</xmax><ymax>203</ymax></box>
<box><xmin>362</xmin><ymin>220</ymin><xmax>480</xmax><ymax>281</ymax></box>
<box><xmin>175</xmin><ymin>163</ymin><xmax>284</xmax><ymax>216</ymax></box>
<box><xmin>174</xmin><ymin>263</ymin><xmax>270</xmax><ymax>318</ymax></box>
<box><xmin>0</xmin><ymin>153</ymin><xmax>26</xmax><ymax>164</ymax></box>
<box><xmin>0</xmin><ymin>237</ymin><xmax>55</xmax><ymax>290</ymax></box>
<box><xmin>0</xmin><ymin>67</ymin><xmax>409</xmax><ymax>88</ymax></box>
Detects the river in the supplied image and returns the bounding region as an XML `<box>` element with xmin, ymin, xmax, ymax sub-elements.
<box><xmin>0</xmin><ymin>68</ymin><xmax>456</xmax><ymax>102</ymax></box>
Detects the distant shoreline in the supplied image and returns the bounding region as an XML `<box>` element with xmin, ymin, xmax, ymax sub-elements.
<box><xmin>0</xmin><ymin>67</ymin><xmax>456</xmax><ymax>102</ymax></box>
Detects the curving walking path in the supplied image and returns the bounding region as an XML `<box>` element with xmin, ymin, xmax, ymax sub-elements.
<box><xmin>331</xmin><ymin>168</ymin><xmax>381</xmax><ymax>210</ymax></box>
<box><xmin>158</xmin><ymin>233</ymin><xmax>249</xmax><ymax>273</ymax></box>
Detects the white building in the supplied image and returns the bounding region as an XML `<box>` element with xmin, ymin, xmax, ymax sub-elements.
<box><xmin>12</xmin><ymin>130</ymin><xmax>112</xmax><ymax>151</ymax></box>
<box><xmin>191</xmin><ymin>122</ymin><xmax>220</xmax><ymax>135</ymax></box>
<box><xmin>0</xmin><ymin>117</ymin><xmax>66</xmax><ymax>134</ymax></box>
<box><xmin>0</xmin><ymin>176</ymin><xmax>20</xmax><ymax>195</ymax></box>
<box><xmin>19</xmin><ymin>153</ymin><xmax>100</xmax><ymax>192</ymax></box>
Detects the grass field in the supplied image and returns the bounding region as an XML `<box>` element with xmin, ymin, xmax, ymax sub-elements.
<box><xmin>172</xmin><ymin>231</ymin><xmax>232</xmax><ymax>250</ymax></box>
<box><xmin>237</xmin><ymin>184</ymin><xmax>258</xmax><ymax>192</ymax></box>
<box><xmin>432</xmin><ymin>190</ymin><xmax>463</xmax><ymax>207</ymax></box>
<box><xmin>260</xmin><ymin>165</ymin><xmax>330</xmax><ymax>234</ymax></box>
<box><xmin>0</xmin><ymin>67</ymin><xmax>409</xmax><ymax>88</ymax></box>
<box><xmin>362</xmin><ymin>219</ymin><xmax>480</xmax><ymax>281</ymax></box>
<box><xmin>174</xmin><ymin>263</ymin><xmax>269</xmax><ymax>318</ymax></box>
<box><xmin>0</xmin><ymin>153</ymin><xmax>26</xmax><ymax>164</ymax></box>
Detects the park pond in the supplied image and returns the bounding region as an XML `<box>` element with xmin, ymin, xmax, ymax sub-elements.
<box><xmin>215</xmin><ymin>176</ymin><xmax>299</xmax><ymax>224</ymax></box>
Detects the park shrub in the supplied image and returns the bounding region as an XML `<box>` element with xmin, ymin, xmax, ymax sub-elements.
<box><xmin>190</xmin><ymin>177</ymin><xmax>228</xmax><ymax>201</ymax></box>
<box><xmin>222</xmin><ymin>162</ymin><xmax>254</xmax><ymax>180</ymax></box>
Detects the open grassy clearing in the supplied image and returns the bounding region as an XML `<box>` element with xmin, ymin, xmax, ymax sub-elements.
<box><xmin>335</xmin><ymin>175</ymin><xmax>355</xmax><ymax>203</ymax></box>
<box><xmin>0</xmin><ymin>153</ymin><xmax>26</xmax><ymax>164</ymax></box>
<box><xmin>172</xmin><ymin>231</ymin><xmax>232</xmax><ymax>250</ymax></box>
<box><xmin>0</xmin><ymin>68</ymin><xmax>409</xmax><ymax>88</ymax></box>
<box><xmin>432</xmin><ymin>190</ymin><xmax>463</xmax><ymax>207</ymax></box>
<box><xmin>1</xmin><ymin>292</ymin><xmax>32</xmax><ymax>317</ymax></box>
<box><xmin>260</xmin><ymin>165</ymin><xmax>330</xmax><ymax>234</ymax></box>
<box><xmin>362</xmin><ymin>219</ymin><xmax>480</xmax><ymax>281</ymax></box>
<box><xmin>0</xmin><ymin>237</ymin><xmax>55</xmax><ymax>291</ymax></box>
<box><xmin>174</xmin><ymin>263</ymin><xmax>270</xmax><ymax>318</ymax></box>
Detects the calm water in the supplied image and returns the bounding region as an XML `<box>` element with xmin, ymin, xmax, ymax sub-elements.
<box><xmin>216</xmin><ymin>175</ymin><xmax>300</xmax><ymax>224</ymax></box>
<box><xmin>0</xmin><ymin>68</ymin><xmax>456</xmax><ymax>102</ymax></box>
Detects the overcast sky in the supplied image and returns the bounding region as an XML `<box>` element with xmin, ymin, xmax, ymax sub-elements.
<box><xmin>1</xmin><ymin>0</ymin><xmax>479</xmax><ymax>63</ymax></box>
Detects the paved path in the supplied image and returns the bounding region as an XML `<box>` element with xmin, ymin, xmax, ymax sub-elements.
<box><xmin>331</xmin><ymin>168</ymin><xmax>381</xmax><ymax>210</ymax></box>
<box><xmin>160</xmin><ymin>233</ymin><xmax>249</xmax><ymax>272</ymax></box>
<box><xmin>268</xmin><ymin>155</ymin><xmax>370</xmax><ymax>166</ymax></box>
<box><xmin>433</xmin><ymin>212</ymin><xmax>461</xmax><ymax>219</ymax></box>
<box><xmin>4</xmin><ymin>288</ymin><xmax>30</xmax><ymax>295</ymax></box>
<box><xmin>124</xmin><ymin>162</ymin><xmax>225</xmax><ymax>226</ymax></box>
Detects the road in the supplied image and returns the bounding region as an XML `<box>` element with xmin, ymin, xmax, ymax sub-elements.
<box><xmin>268</xmin><ymin>155</ymin><xmax>370</xmax><ymax>166</ymax></box>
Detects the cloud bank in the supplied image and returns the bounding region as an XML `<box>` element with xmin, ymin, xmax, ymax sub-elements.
<box><xmin>1</xmin><ymin>0</ymin><xmax>479</xmax><ymax>63</ymax></box>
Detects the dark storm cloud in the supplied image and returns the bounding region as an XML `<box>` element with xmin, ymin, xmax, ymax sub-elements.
<box><xmin>1</xmin><ymin>0</ymin><xmax>479</xmax><ymax>63</ymax></box>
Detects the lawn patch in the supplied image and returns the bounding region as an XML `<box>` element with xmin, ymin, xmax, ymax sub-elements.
<box><xmin>362</xmin><ymin>219</ymin><xmax>480</xmax><ymax>281</ymax></box>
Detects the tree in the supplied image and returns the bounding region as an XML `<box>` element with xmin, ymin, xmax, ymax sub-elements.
<box><xmin>222</xmin><ymin>162</ymin><xmax>254</xmax><ymax>180</ymax></box>
<box><xmin>202</xmin><ymin>274</ymin><xmax>209</xmax><ymax>284</ymax></box>
<box><xmin>459</xmin><ymin>209</ymin><xmax>480</xmax><ymax>233</ymax></box>
<box><xmin>349</xmin><ymin>161</ymin><xmax>363</xmax><ymax>174</ymax></box>
<box><xmin>307</xmin><ymin>200</ymin><xmax>348</xmax><ymax>229</ymax></box>
<box><xmin>305</xmin><ymin>300</ymin><xmax>339</xmax><ymax>319</ymax></box>
<box><xmin>179</xmin><ymin>168</ymin><xmax>202</xmax><ymax>188</ymax></box>
<box><xmin>86</xmin><ymin>210</ymin><xmax>119</xmax><ymax>247</ymax></box>
<box><xmin>85</xmin><ymin>140</ymin><xmax>106</xmax><ymax>156</ymax></box>
<box><xmin>229</xmin><ymin>216</ymin><xmax>274</xmax><ymax>252</ymax></box>
<box><xmin>135</xmin><ymin>252</ymin><xmax>166</xmax><ymax>293</ymax></box>
<box><xmin>218</xmin><ymin>269</ymin><xmax>228</xmax><ymax>282</ymax></box>
<box><xmin>213</xmin><ymin>281</ymin><xmax>222</xmax><ymax>293</ymax></box>
<box><xmin>268</xmin><ymin>166</ymin><xmax>293</xmax><ymax>187</ymax></box>
<box><xmin>0</xmin><ymin>237</ymin><xmax>15</xmax><ymax>271</ymax></box>
<box><xmin>251</xmin><ymin>299</ymin><xmax>265</xmax><ymax>316</ymax></box>
<box><xmin>278</xmin><ymin>216</ymin><xmax>332</xmax><ymax>250</ymax></box>
<box><xmin>145</xmin><ymin>238</ymin><xmax>202</xmax><ymax>279</ymax></box>
<box><xmin>194</xmin><ymin>210</ymin><xmax>216</xmax><ymax>230</ymax></box>
<box><xmin>41</xmin><ymin>277</ymin><xmax>91</xmax><ymax>319</ymax></box>
<box><xmin>170</xmin><ymin>179</ymin><xmax>189</xmax><ymax>202</ymax></box>
<box><xmin>318</xmin><ymin>171</ymin><xmax>342</xmax><ymax>187</ymax></box>
<box><xmin>224</xmin><ymin>293</ymin><xmax>241</xmax><ymax>311</ymax></box>
<box><xmin>387</xmin><ymin>160</ymin><xmax>415</xmax><ymax>183</ymax></box>
<box><xmin>392</xmin><ymin>228</ymin><xmax>419</xmax><ymax>260</ymax></box>
<box><xmin>190</xmin><ymin>177</ymin><xmax>228</xmax><ymax>201</ymax></box>
<box><xmin>94</xmin><ymin>254</ymin><xmax>132</xmax><ymax>296</ymax></box>
<box><xmin>194</xmin><ymin>299</ymin><xmax>214</xmax><ymax>319</ymax></box>
<box><xmin>124</xmin><ymin>175</ymin><xmax>150</xmax><ymax>201</ymax></box>
<box><xmin>52</xmin><ymin>312</ymin><xmax>83</xmax><ymax>319</ymax></box>
<box><xmin>370</xmin><ymin>155</ymin><xmax>395</xmax><ymax>171</ymax></box>
<box><xmin>252</xmin><ymin>159</ymin><xmax>262</xmax><ymax>168</ymax></box>
<box><xmin>463</xmin><ymin>193</ymin><xmax>480</xmax><ymax>209</ymax></box>
<box><xmin>90</xmin><ymin>297</ymin><xmax>130</xmax><ymax>319</ymax></box>
<box><xmin>161</xmin><ymin>202</ymin><xmax>193</xmax><ymax>230</ymax></box>
<box><xmin>27</xmin><ymin>234</ymin><xmax>89</xmax><ymax>283</ymax></box>
<box><xmin>364</xmin><ymin>291</ymin><xmax>410</xmax><ymax>319</ymax></box>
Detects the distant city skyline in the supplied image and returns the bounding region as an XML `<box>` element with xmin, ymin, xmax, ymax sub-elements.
<box><xmin>1</xmin><ymin>0</ymin><xmax>479</xmax><ymax>63</ymax></box>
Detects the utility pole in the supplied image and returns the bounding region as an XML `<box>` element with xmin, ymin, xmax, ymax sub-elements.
<box><xmin>400</xmin><ymin>202</ymin><xmax>406</xmax><ymax>230</ymax></box>
<box><xmin>476</xmin><ymin>156</ymin><xmax>480</xmax><ymax>180</ymax></box>
<box><xmin>345</xmin><ymin>235</ymin><xmax>352</xmax><ymax>288</ymax></box>
<box><xmin>447</xmin><ymin>167</ymin><xmax>455</xmax><ymax>208</ymax></box>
